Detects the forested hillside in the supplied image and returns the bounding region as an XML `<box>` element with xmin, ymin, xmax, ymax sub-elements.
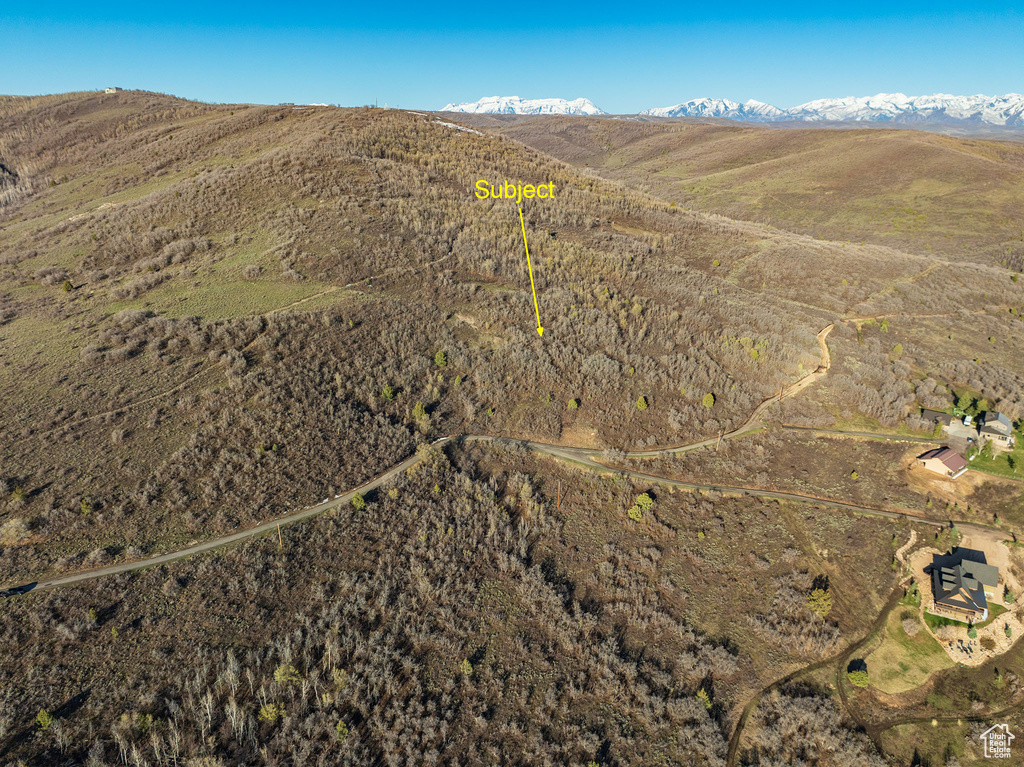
<box><xmin>0</xmin><ymin>93</ymin><xmax>869</xmax><ymax>572</ymax></box>
<box><xmin>1</xmin><ymin>92</ymin><xmax>1023</xmax><ymax>766</ymax></box>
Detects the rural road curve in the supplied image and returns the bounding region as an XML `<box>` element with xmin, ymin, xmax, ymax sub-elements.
<box><xmin>725</xmin><ymin>579</ymin><xmax>911</xmax><ymax>766</ymax></box>
<box><xmin>26</xmin><ymin>452</ymin><xmax>425</xmax><ymax>593</ymax></box>
<box><xmin>16</xmin><ymin>432</ymin><xmax>998</xmax><ymax>595</ymax></box>
<box><xmin>8</xmin><ymin>323</ymin><xmax>1002</xmax><ymax>596</ymax></box>
<box><xmin>627</xmin><ymin>324</ymin><xmax>834</xmax><ymax>457</ymax></box>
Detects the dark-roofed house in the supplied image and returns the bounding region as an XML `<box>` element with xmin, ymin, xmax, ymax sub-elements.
<box><xmin>921</xmin><ymin>409</ymin><xmax>956</xmax><ymax>430</ymax></box>
<box><xmin>930</xmin><ymin>552</ymin><xmax>1000</xmax><ymax>622</ymax></box>
<box><xmin>980</xmin><ymin>411</ymin><xmax>1015</xmax><ymax>451</ymax></box>
<box><xmin>918</xmin><ymin>447</ymin><xmax>968</xmax><ymax>479</ymax></box>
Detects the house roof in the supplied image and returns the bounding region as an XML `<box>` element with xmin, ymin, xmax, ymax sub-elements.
<box><xmin>918</xmin><ymin>447</ymin><xmax>968</xmax><ymax>473</ymax></box>
<box><xmin>965</xmin><ymin>560</ymin><xmax>1000</xmax><ymax>587</ymax></box>
<box><xmin>981</xmin><ymin>411</ymin><xmax>1013</xmax><ymax>435</ymax></box>
<box><xmin>921</xmin><ymin>409</ymin><xmax>955</xmax><ymax>426</ymax></box>
<box><xmin>932</xmin><ymin>555</ymin><xmax>999</xmax><ymax>616</ymax></box>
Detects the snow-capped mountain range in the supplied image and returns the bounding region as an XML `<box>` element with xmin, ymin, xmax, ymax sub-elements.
<box><xmin>441</xmin><ymin>93</ymin><xmax>1024</xmax><ymax>126</ymax></box>
<box><xmin>641</xmin><ymin>98</ymin><xmax>786</xmax><ymax>121</ymax></box>
<box><xmin>442</xmin><ymin>96</ymin><xmax>604</xmax><ymax>116</ymax></box>
<box><xmin>644</xmin><ymin>93</ymin><xmax>1024</xmax><ymax>126</ymax></box>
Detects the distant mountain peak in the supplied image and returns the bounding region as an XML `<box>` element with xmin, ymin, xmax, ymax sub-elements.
<box><xmin>641</xmin><ymin>92</ymin><xmax>1024</xmax><ymax>126</ymax></box>
<box><xmin>440</xmin><ymin>96</ymin><xmax>605</xmax><ymax>116</ymax></box>
<box><xmin>641</xmin><ymin>98</ymin><xmax>784</xmax><ymax>121</ymax></box>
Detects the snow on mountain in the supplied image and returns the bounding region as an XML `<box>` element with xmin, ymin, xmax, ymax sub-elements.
<box><xmin>641</xmin><ymin>98</ymin><xmax>786</xmax><ymax>120</ymax></box>
<box><xmin>787</xmin><ymin>93</ymin><xmax>915</xmax><ymax>121</ymax></box>
<box><xmin>440</xmin><ymin>96</ymin><xmax>605</xmax><ymax>116</ymax></box>
<box><xmin>441</xmin><ymin>93</ymin><xmax>1024</xmax><ymax>126</ymax></box>
<box><xmin>741</xmin><ymin>100</ymin><xmax>788</xmax><ymax>120</ymax></box>
<box><xmin>641</xmin><ymin>98</ymin><xmax>739</xmax><ymax>119</ymax></box>
<box><xmin>641</xmin><ymin>93</ymin><xmax>1024</xmax><ymax>126</ymax></box>
<box><xmin>791</xmin><ymin>93</ymin><xmax>1024</xmax><ymax>125</ymax></box>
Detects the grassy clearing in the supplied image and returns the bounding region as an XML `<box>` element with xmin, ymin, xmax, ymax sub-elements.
<box><xmin>881</xmin><ymin>721</ymin><xmax>970</xmax><ymax>766</ymax></box>
<box><xmin>25</xmin><ymin>164</ymin><xmax>187</xmax><ymax>220</ymax></box>
<box><xmin>864</xmin><ymin>608</ymin><xmax>953</xmax><ymax>694</ymax></box>
<box><xmin>969</xmin><ymin>434</ymin><xmax>1024</xmax><ymax>481</ymax></box>
<box><xmin>0</xmin><ymin>312</ymin><xmax>91</xmax><ymax>384</ymax></box>
<box><xmin>105</xmin><ymin>275</ymin><xmax>338</xmax><ymax>320</ymax></box>
<box><xmin>203</xmin><ymin>234</ymin><xmax>281</xmax><ymax>275</ymax></box>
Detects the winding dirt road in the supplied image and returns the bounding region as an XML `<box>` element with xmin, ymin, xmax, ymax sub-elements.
<box><xmin>22</xmin><ymin>451</ymin><xmax>425</xmax><ymax>592</ymax></box>
<box><xmin>628</xmin><ymin>324</ymin><xmax>833</xmax><ymax>457</ymax></box>
<box><xmin>24</xmin><ymin>431</ymin><xmax>1001</xmax><ymax>599</ymax></box>
<box><xmin>725</xmin><ymin>580</ymin><xmax>910</xmax><ymax>766</ymax></box>
<box><xmin>12</xmin><ymin>322</ymin><xmax>1003</xmax><ymax>596</ymax></box>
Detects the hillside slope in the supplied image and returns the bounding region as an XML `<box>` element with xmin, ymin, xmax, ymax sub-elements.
<box><xmin>0</xmin><ymin>92</ymin><xmax>829</xmax><ymax>575</ymax></box>
<box><xmin>1</xmin><ymin>91</ymin><xmax>1024</xmax><ymax>767</ymax></box>
<box><xmin>2</xmin><ymin>92</ymin><xmax>1023</xmax><ymax>577</ymax></box>
<box><xmin>468</xmin><ymin>115</ymin><xmax>1024</xmax><ymax>266</ymax></box>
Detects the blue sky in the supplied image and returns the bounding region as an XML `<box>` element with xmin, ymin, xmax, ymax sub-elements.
<box><xmin>3</xmin><ymin>2</ymin><xmax>1022</xmax><ymax>111</ymax></box>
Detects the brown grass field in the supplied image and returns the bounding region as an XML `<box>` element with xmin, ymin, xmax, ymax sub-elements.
<box><xmin>467</xmin><ymin>114</ymin><xmax>1024</xmax><ymax>267</ymax></box>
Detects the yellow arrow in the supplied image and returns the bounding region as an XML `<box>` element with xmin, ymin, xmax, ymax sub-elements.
<box><xmin>518</xmin><ymin>206</ymin><xmax>544</xmax><ymax>336</ymax></box>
